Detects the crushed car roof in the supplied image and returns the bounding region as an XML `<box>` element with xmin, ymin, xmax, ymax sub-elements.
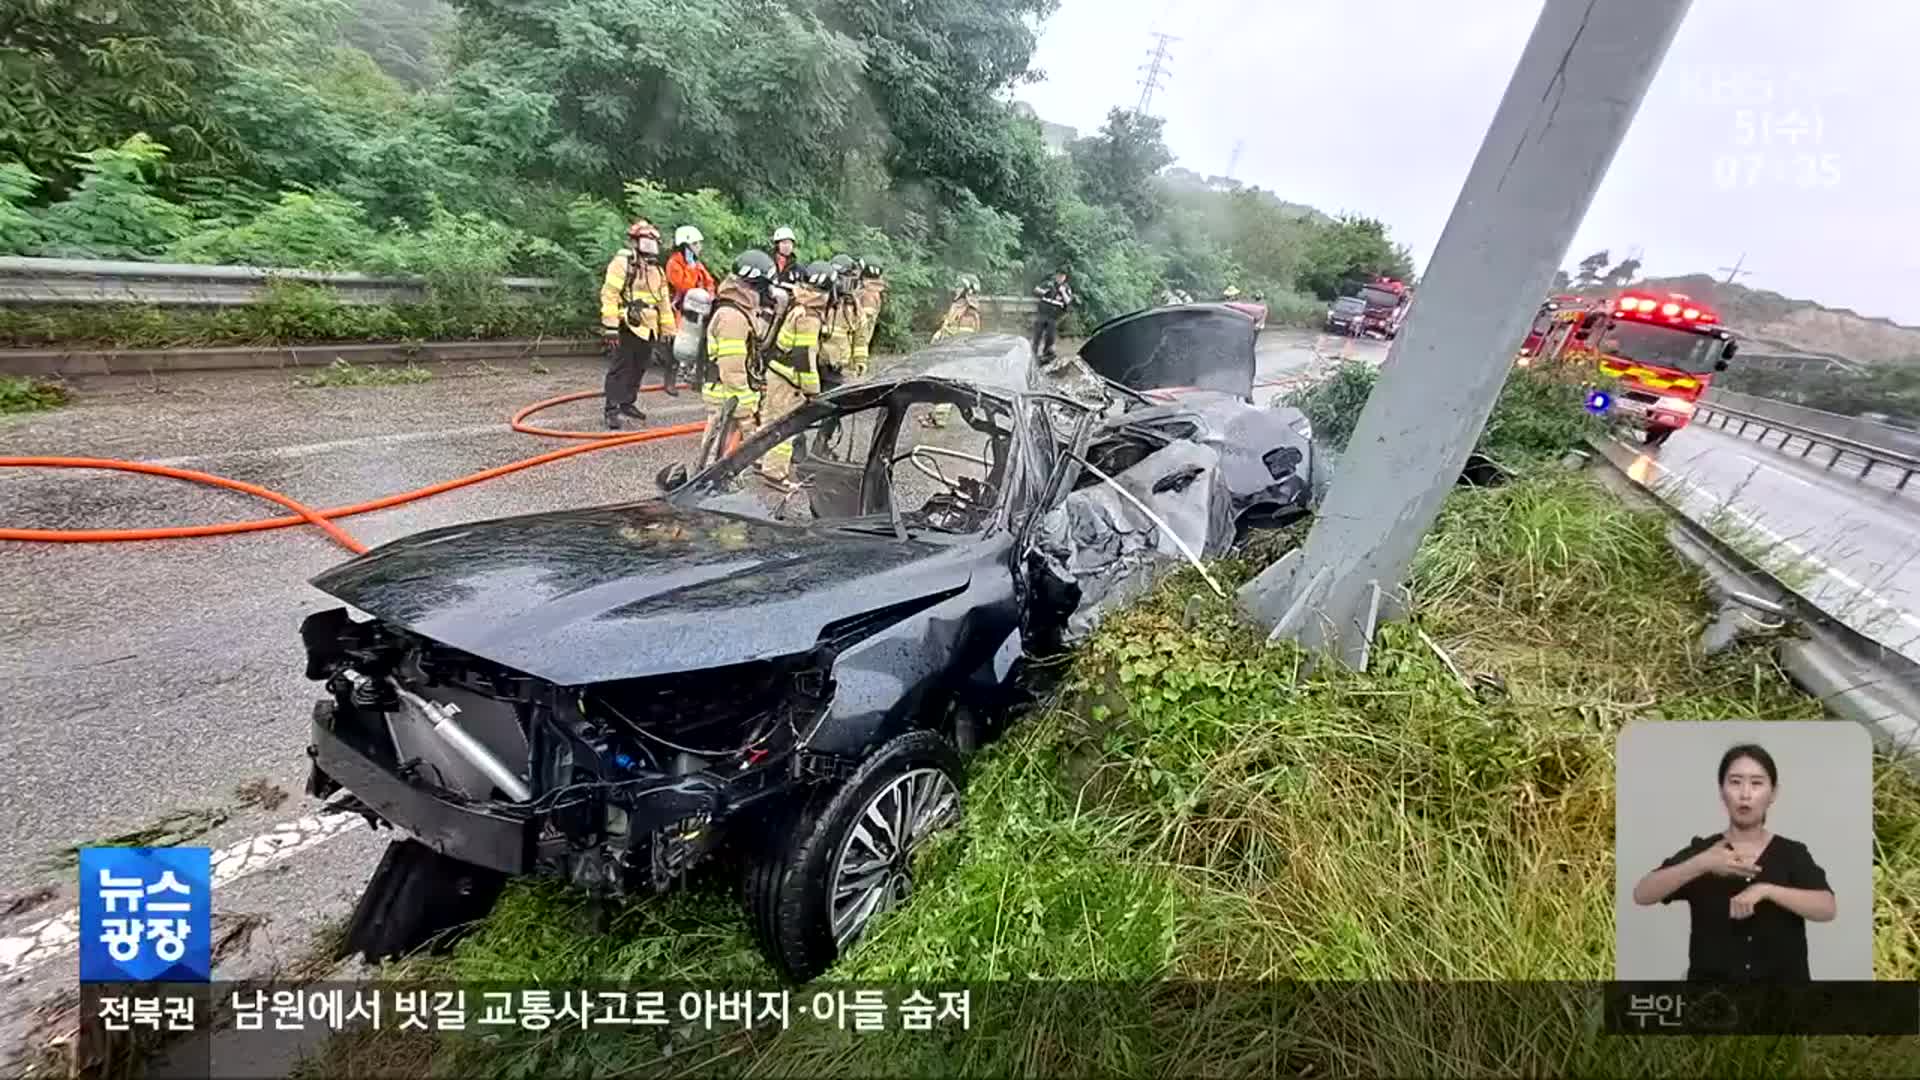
<box><xmin>868</xmin><ymin>333</ymin><xmax>1035</xmax><ymax>395</ymax></box>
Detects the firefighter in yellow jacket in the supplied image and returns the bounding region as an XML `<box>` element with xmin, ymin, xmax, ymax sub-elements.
<box><xmin>759</xmin><ymin>260</ymin><xmax>834</xmax><ymax>485</ymax></box>
<box><xmin>848</xmin><ymin>258</ymin><xmax>887</xmax><ymax>379</ymax></box>
<box><xmin>817</xmin><ymin>255</ymin><xmax>862</xmax><ymax>393</ymax></box>
<box><xmin>923</xmin><ymin>275</ymin><xmax>983</xmax><ymax>428</ymax></box>
<box><xmin>599</xmin><ymin>221</ymin><xmax>678</xmax><ymax>430</ymax></box>
<box><xmin>700</xmin><ymin>250</ymin><xmax>778</xmax><ymax>454</ymax></box>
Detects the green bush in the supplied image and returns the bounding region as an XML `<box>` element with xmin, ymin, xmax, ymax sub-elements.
<box><xmin>1261</xmin><ymin>288</ymin><xmax>1323</xmax><ymax>328</ymax></box>
<box><xmin>1285</xmin><ymin>360</ymin><xmax>1605</xmax><ymax>463</ymax></box>
<box><xmin>1282</xmin><ymin>358</ymin><xmax>1379</xmax><ymax>451</ymax></box>
<box><xmin>166</xmin><ymin>190</ymin><xmax>383</xmax><ymax>270</ymax></box>
<box><xmin>0</xmin><ymin>163</ymin><xmax>45</xmax><ymax>255</ymax></box>
<box><xmin>28</xmin><ymin>135</ymin><xmax>193</xmax><ymax>259</ymax></box>
<box><xmin>0</xmin><ymin>285</ymin><xmax>587</xmax><ymax>350</ymax></box>
<box><xmin>0</xmin><ymin>374</ymin><xmax>69</xmax><ymax>413</ymax></box>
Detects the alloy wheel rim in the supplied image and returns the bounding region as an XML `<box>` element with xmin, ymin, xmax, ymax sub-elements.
<box><xmin>827</xmin><ymin>767</ymin><xmax>961</xmax><ymax>949</ymax></box>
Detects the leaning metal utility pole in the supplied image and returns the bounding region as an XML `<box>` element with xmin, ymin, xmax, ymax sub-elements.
<box><xmin>1237</xmin><ymin>0</ymin><xmax>1695</xmax><ymax>669</ymax></box>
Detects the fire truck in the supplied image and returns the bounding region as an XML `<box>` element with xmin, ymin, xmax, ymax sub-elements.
<box><xmin>1355</xmin><ymin>276</ymin><xmax>1411</xmax><ymax>338</ymax></box>
<box><xmin>1517</xmin><ymin>294</ymin><xmax>1590</xmax><ymax>357</ymax></box>
<box><xmin>1518</xmin><ymin>289</ymin><xmax>1739</xmax><ymax>448</ymax></box>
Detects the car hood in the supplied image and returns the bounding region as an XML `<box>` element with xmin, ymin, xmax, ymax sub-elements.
<box><xmin>307</xmin><ymin>500</ymin><xmax>968</xmax><ymax>685</ymax></box>
<box><xmin>1077</xmin><ymin>304</ymin><xmax>1256</xmax><ymax>399</ymax></box>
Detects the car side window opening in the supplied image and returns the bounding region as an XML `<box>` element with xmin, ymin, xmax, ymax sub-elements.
<box><xmin>683</xmin><ymin>387</ymin><xmax>1016</xmax><ymax>536</ymax></box>
<box><xmin>687</xmin><ymin>403</ymin><xmax>892</xmax><ymax>526</ymax></box>
<box><xmin>887</xmin><ymin>397</ymin><xmax>1014</xmax><ymax>536</ymax></box>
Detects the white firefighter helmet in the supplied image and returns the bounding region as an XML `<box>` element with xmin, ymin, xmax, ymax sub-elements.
<box><xmin>771</xmin><ymin>225</ymin><xmax>796</xmax><ymax>244</ymax></box>
<box><xmin>674</xmin><ymin>225</ymin><xmax>704</xmax><ymax>247</ymax></box>
<box><xmin>1222</xmin><ymin>285</ymin><xmax>1242</xmax><ymax>299</ymax></box>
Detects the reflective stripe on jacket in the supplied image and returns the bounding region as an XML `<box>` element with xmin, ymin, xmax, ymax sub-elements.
<box><xmin>702</xmin><ymin>301</ymin><xmax>760</xmax><ymax>410</ymax></box>
<box><xmin>769</xmin><ymin>301</ymin><xmax>823</xmax><ymax>393</ymax></box>
<box><xmin>852</xmin><ymin>282</ymin><xmax>884</xmax><ymax>360</ymax></box>
<box><xmin>601</xmin><ymin>251</ymin><xmax>677</xmax><ymax>339</ymax></box>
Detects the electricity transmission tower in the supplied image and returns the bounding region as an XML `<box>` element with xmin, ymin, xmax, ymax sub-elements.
<box><xmin>1135</xmin><ymin>32</ymin><xmax>1177</xmax><ymax>116</ymax></box>
<box><xmin>1225</xmin><ymin>139</ymin><xmax>1244</xmax><ymax>181</ymax></box>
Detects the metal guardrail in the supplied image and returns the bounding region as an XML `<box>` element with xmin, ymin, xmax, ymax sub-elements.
<box><xmin>0</xmin><ymin>258</ymin><xmax>1052</xmax><ymax>316</ymax></box>
<box><xmin>1587</xmin><ymin>435</ymin><xmax>1920</xmax><ymax>753</ymax></box>
<box><xmin>1694</xmin><ymin>398</ymin><xmax>1920</xmax><ymax>491</ymax></box>
<box><xmin>0</xmin><ymin>256</ymin><xmax>560</xmax><ymax>307</ymax></box>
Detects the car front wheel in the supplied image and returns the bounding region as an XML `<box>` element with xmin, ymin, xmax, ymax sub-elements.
<box><xmin>744</xmin><ymin>730</ymin><xmax>964</xmax><ymax>982</ymax></box>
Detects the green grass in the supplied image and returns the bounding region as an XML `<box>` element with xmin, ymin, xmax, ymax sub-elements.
<box><xmin>0</xmin><ymin>374</ymin><xmax>69</xmax><ymax>413</ymax></box>
<box><xmin>1701</xmin><ymin>506</ymin><xmax>1824</xmax><ymax>593</ymax></box>
<box><xmin>1285</xmin><ymin>362</ymin><xmax>1606</xmax><ymax>465</ymax></box>
<box><xmin>292</xmin><ymin>358</ymin><xmax>433</xmax><ymax>388</ymax></box>
<box><xmin>297</xmin><ymin>470</ymin><xmax>1920</xmax><ymax>1079</ymax></box>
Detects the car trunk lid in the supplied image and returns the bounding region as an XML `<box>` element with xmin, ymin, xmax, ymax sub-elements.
<box><xmin>1076</xmin><ymin>304</ymin><xmax>1257</xmax><ymax>400</ymax></box>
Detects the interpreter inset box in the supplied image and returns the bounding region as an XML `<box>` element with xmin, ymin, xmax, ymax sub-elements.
<box><xmin>1615</xmin><ymin>721</ymin><xmax>1872</xmax><ymax>981</ymax></box>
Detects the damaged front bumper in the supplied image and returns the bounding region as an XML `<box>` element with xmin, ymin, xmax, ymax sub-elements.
<box><xmin>306</xmin><ymin>699</ymin><xmax>726</xmax><ymax>879</ymax></box>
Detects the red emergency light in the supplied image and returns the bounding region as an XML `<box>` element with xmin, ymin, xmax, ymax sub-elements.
<box><xmin>1613</xmin><ymin>291</ymin><xmax>1718</xmax><ymax>326</ymax></box>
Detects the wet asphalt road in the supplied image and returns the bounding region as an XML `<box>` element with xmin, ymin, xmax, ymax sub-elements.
<box><xmin>1620</xmin><ymin>417</ymin><xmax>1920</xmax><ymax>662</ymax></box>
<box><xmin>0</xmin><ymin>330</ymin><xmax>1363</xmax><ymax>1063</ymax></box>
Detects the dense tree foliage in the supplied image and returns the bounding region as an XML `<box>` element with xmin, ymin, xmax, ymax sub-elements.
<box><xmin>1070</xmin><ymin>109</ymin><xmax>1174</xmax><ymax>230</ymax></box>
<box><xmin>0</xmin><ymin>0</ymin><xmax>1418</xmax><ymax>338</ymax></box>
<box><xmin>0</xmin><ymin>0</ymin><xmax>266</xmax><ymax>185</ymax></box>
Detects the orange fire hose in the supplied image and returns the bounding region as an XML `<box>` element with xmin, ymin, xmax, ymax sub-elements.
<box><xmin>0</xmin><ymin>383</ymin><xmax>705</xmax><ymax>556</ymax></box>
<box><xmin>0</xmin><ymin>370</ymin><xmax>1304</xmax><ymax>557</ymax></box>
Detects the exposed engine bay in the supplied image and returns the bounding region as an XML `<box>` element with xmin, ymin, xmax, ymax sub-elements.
<box><xmin>302</xmin><ymin>608</ymin><xmax>836</xmax><ymax>898</ymax></box>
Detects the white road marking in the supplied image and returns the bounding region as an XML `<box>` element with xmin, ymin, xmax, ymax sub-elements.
<box><xmin>141</xmin><ymin>424</ymin><xmax>513</xmax><ymax>467</ymax></box>
<box><xmin>0</xmin><ymin>810</ymin><xmax>366</xmax><ymax>977</ymax></box>
<box><xmin>133</xmin><ymin>393</ymin><xmax>714</xmax><ymax>469</ymax></box>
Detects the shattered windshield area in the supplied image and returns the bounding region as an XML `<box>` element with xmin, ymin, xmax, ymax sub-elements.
<box><xmin>681</xmin><ymin>386</ymin><xmax>1018</xmax><ymax>537</ymax></box>
<box><xmin>1358</xmin><ymin>286</ymin><xmax>1400</xmax><ymax>308</ymax></box>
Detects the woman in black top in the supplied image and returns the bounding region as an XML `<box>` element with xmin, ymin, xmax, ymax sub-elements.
<box><xmin>1631</xmin><ymin>743</ymin><xmax>1837</xmax><ymax>981</ymax></box>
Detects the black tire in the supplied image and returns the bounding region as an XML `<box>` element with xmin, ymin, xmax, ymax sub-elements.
<box><xmin>744</xmin><ymin>730</ymin><xmax>964</xmax><ymax>983</ymax></box>
<box><xmin>338</xmin><ymin>839</ymin><xmax>506</xmax><ymax>963</ymax></box>
<box><xmin>1644</xmin><ymin>426</ymin><xmax>1674</xmax><ymax>448</ymax></box>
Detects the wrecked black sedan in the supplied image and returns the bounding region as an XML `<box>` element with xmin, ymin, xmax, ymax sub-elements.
<box><xmin>299</xmin><ymin>304</ymin><xmax>1310</xmax><ymax>982</ymax></box>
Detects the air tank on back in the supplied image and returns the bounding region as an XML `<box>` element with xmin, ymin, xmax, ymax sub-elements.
<box><xmin>673</xmin><ymin>288</ymin><xmax>713</xmax><ymax>367</ymax></box>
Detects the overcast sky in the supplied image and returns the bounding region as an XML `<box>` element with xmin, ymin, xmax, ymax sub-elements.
<box><xmin>1017</xmin><ymin>0</ymin><xmax>1918</xmax><ymax>324</ymax></box>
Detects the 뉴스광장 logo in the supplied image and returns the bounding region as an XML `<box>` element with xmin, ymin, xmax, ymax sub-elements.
<box><xmin>78</xmin><ymin>847</ymin><xmax>212</xmax><ymax>983</ymax></box>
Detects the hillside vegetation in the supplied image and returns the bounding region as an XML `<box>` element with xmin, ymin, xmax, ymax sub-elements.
<box><xmin>0</xmin><ymin>0</ymin><xmax>1416</xmax><ymax>350</ymax></box>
